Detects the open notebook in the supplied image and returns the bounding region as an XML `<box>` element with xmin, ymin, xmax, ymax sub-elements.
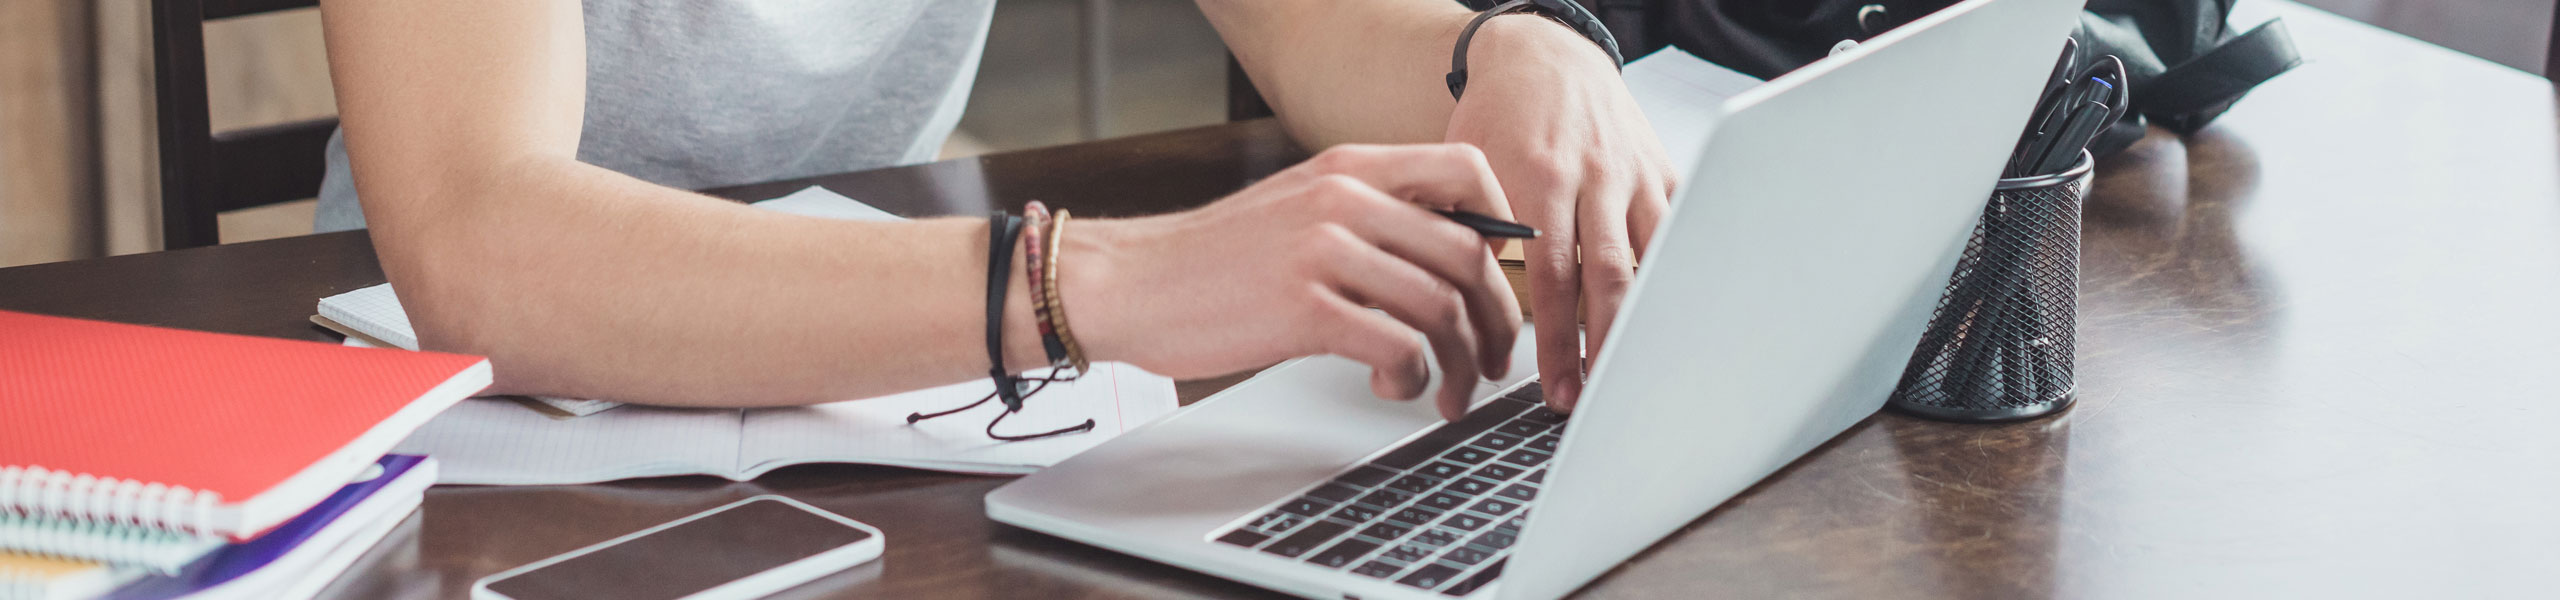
<box><xmin>393</xmin><ymin>362</ymin><xmax>1176</xmax><ymax>483</ymax></box>
<box><xmin>324</xmin><ymin>186</ymin><xmax>1180</xmax><ymax>482</ymax></box>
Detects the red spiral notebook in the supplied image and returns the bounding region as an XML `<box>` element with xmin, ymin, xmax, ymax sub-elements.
<box><xmin>0</xmin><ymin>310</ymin><xmax>488</xmax><ymax>540</ymax></box>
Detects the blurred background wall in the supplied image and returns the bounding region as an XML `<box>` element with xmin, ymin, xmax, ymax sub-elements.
<box><xmin>0</xmin><ymin>0</ymin><xmax>2549</xmax><ymax>268</ymax></box>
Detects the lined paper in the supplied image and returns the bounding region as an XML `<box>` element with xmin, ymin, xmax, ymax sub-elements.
<box><xmin>741</xmin><ymin>363</ymin><xmax>1181</xmax><ymax>476</ymax></box>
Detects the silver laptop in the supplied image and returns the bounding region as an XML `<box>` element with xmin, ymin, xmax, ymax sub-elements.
<box><xmin>987</xmin><ymin>0</ymin><xmax>2082</xmax><ymax>597</ymax></box>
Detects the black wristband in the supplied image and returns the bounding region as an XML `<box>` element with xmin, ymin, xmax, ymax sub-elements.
<box><xmin>986</xmin><ymin>212</ymin><xmax>1026</xmax><ymax>412</ymax></box>
<box><xmin>1447</xmin><ymin>0</ymin><xmax>1623</xmax><ymax>100</ymax></box>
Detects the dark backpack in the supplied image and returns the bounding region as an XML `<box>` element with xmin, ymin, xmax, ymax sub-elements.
<box><xmin>1543</xmin><ymin>0</ymin><xmax>2303</xmax><ymax>158</ymax></box>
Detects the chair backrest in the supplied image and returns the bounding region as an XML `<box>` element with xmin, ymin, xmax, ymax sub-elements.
<box><xmin>1226</xmin><ymin>55</ymin><xmax>1274</xmax><ymax>122</ymax></box>
<box><xmin>152</xmin><ymin>0</ymin><xmax>336</xmax><ymax>250</ymax></box>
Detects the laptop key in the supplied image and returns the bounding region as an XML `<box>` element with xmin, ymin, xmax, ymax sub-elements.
<box><xmin>1330</xmin><ymin>504</ymin><xmax>1382</xmax><ymax>524</ymax></box>
<box><xmin>1445</xmin><ymin>446</ymin><xmax>1498</xmax><ymax>464</ymax></box>
<box><xmin>1411</xmin><ymin>528</ymin><xmax>1462</xmax><ymax>549</ymax></box>
<box><xmin>1357</xmin><ymin>488</ymin><xmax>1415</xmax><ymax>510</ymax></box>
<box><xmin>1248</xmin><ymin>512</ymin><xmax>1304</xmax><ymax>534</ymax></box>
<box><xmin>1443</xmin><ymin>546</ymin><xmax>1496</xmax><ymax>566</ymax></box>
<box><xmin>1278</xmin><ymin>496</ymin><xmax>1335</xmax><ymax>517</ymax></box>
<box><xmin>1471</xmin><ymin>433</ymin><xmax>1525</xmax><ymax>452</ymax></box>
<box><xmin>1352</xmin><ymin>560</ymin><xmax>1405</xmax><ymax>579</ymax></box>
<box><xmin>1261</xmin><ymin>520</ymin><xmax>1352</xmax><ymax>558</ymax></box>
<box><xmin>1442</xmin><ymin>513</ymin><xmax>1492</xmax><ymax>531</ymax></box>
<box><xmin>1370</xmin><ymin>441</ymin><xmax>1454</xmax><ymax>471</ymax></box>
<box><xmin>1517</xmin><ymin>406</ymin><xmax>1567</xmax><ymax>425</ymax></box>
<box><xmin>1472</xmin><ymin>463</ymin><xmax>1523</xmax><ymax>481</ymax></box>
<box><xmin>1416</xmin><ymin>491</ymin><xmax>1468</xmax><ymax>512</ymax></box>
<box><xmin>1467</xmin><ymin>498</ymin><xmax>1519</xmax><ymax>516</ymax></box>
<box><xmin>1336</xmin><ymin>465</ymin><xmax>1397</xmax><ymax>488</ymax></box>
<box><xmin>1497</xmin><ymin>484</ymin><xmax>1538</xmax><ymax>502</ymax></box>
<box><xmin>1215</xmin><ymin>528</ymin><xmax>1270</xmax><ymax>548</ymax></box>
<box><xmin>1496</xmin><ymin>449</ymin><xmax>1551</xmax><ymax>468</ymax></box>
<box><xmin>1397</xmin><ymin>564</ymin><xmax>1464</xmax><ymax>590</ymax></box>
<box><xmin>1388</xmin><ymin>474</ymin><xmax>1441</xmax><ymax>495</ymax></box>
<box><xmin>1417</xmin><ymin>461</ymin><xmax>1469</xmax><ymax>480</ymax></box>
<box><xmin>1306</xmin><ymin>538</ymin><xmax>1383</xmax><ymax>568</ymax></box>
<box><xmin>1387</xmin><ymin>507</ymin><xmax>1444</xmax><ymax>527</ymax></box>
<box><xmin>1374</xmin><ymin>402</ymin><xmax>1534</xmax><ymax>469</ymax></box>
<box><xmin>1359</xmin><ymin>522</ymin><xmax>1413</xmax><ymax>542</ymax></box>
<box><xmin>1383</xmin><ymin>542</ymin><xmax>1435</xmax><ymax>564</ymax></box>
<box><xmin>1306</xmin><ymin>483</ymin><xmax>1362</xmax><ymax>504</ymax></box>
<box><xmin>1440</xmin><ymin>559</ymin><xmax>1506</xmax><ymax>596</ymax></box>
<box><xmin>1495</xmin><ymin>419</ymin><xmax>1547</xmax><ymax>438</ymax></box>
<box><xmin>1469</xmin><ymin>529</ymin><xmax>1517</xmax><ymax>550</ymax></box>
<box><xmin>1523</xmin><ymin>469</ymin><xmax>1546</xmax><ymax>484</ymax></box>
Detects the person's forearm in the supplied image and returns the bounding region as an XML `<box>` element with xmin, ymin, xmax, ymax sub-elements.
<box><xmin>1197</xmin><ymin>0</ymin><xmax>1600</xmax><ymax>148</ymax></box>
<box><xmin>364</xmin><ymin>158</ymin><xmax>1055</xmax><ymax>406</ymax></box>
<box><xmin>323</xmin><ymin>0</ymin><xmax>1056</xmax><ymax>407</ymax></box>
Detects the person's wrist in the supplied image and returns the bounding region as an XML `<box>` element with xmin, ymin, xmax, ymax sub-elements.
<box><xmin>1469</xmin><ymin>12</ymin><xmax>1617</xmax><ymax>79</ymax></box>
<box><xmin>1050</xmin><ymin>218</ymin><xmax>1135</xmax><ymax>367</ymax></box>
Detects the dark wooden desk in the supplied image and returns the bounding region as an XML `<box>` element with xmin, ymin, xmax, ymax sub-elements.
<box><xmin>4</xmin><ymin>2</ymin><xmax>2554</xmax><ymax>597</ymax></box>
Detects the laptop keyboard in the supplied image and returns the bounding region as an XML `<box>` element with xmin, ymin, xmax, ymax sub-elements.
<box><xmin>1212</xmin><ymin>383</ymin><xmax>1561</xmax><ymax>596</ymax></box>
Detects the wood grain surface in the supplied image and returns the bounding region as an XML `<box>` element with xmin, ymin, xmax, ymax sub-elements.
<box><xmin>1</xmin><ymin>3</ymin><xmax>2552</xmax><ymax>597</ymax></box>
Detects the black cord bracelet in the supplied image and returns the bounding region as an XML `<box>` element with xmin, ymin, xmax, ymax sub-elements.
<box><xmin>985</xmin><ymin>212</ymin><xmax>1026</xmax><ymax>412</ymax></box>
<box><xmin>1447</xmin><ymin>0</ymin><xmax>1623</xmax><ymax>100</ymax></box>
<box><xmin>903</xmin><ymin>211</ymin><xmax>1096</xmax><ymax>442</ymax></box>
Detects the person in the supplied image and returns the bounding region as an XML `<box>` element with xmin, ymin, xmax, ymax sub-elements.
<box><xmin>314</xmin><ymin>0</ymin><xmax>1674</xmax><ymax>419</ymax></box>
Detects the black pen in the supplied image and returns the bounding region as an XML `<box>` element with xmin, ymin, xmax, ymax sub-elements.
<box><xmin>1435</xmin><ymin>209</ymin><xmax>1539</xmax><ymax>239</ymax></box>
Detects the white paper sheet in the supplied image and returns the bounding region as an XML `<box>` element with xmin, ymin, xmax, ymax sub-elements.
<box><xmin>749</xmin><ymin>185</ymin><xmax>904</xmax><ymax>221</ymax></box>
<box><xmin>1624</xmin><ymin>48</ymin><xmax>1764</xmax><ymax>178</ymax></box>
<box><xmin>390</xmin><ymin>363</ymin><xmax>1180</xmax><ymax>483</ymax></box>
<box><xmin>740</xmin><ymin>363</ymin><xmax>1180</xmax><ymax>477</ymax></box>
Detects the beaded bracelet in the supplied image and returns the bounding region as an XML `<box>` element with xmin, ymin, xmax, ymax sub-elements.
<box><xmin>1021</xmin><ymin>201</ymin><xmax>1072</xmax><ymax>369</ymax></box>
<box><xmin>1044</xmin><ymin>208</ymin><xmax>1091</xmax><ymax>372</ymax></box>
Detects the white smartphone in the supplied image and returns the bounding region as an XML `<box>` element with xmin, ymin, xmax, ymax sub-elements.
<box><xmin>472</xmin><ymin>495</ymin><xmax>884</xmax><ymax>600</ymax></box>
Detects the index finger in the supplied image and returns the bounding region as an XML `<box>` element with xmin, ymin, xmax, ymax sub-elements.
<box><xmin>1302</xmin><ymin>144</ymin><xmax>1516</xmax><ymax>222</ymax></box>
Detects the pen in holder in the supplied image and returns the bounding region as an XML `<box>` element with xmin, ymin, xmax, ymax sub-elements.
<box><xmin>1889</xmin><ymin>150</ymin><xmax>2091</xmax><ymax>423</ymax></box>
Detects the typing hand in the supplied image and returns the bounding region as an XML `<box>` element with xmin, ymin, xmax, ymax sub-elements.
<box><xmin>1066</xmin><ymin>144</ymin><xmax>1523</xmax><ymax>419</ymax></box>
<box><xmin>1441</xmin><ymin>15</ymin><xmax>1676</xmax><ymax>414</ymax></box>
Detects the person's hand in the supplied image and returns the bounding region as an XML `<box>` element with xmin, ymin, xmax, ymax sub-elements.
<box><xmin>1441</xmin><ymin>14</ymin><xmax>1678</xmax><ymax>414</ymax></box>
<box><xmin>1066</xmin><ymin>144</ymin><xmax>1523</xmax><ymax>419</ymax></box>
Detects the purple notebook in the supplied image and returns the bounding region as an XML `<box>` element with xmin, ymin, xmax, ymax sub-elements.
<box><xmin>105</xmin><ymin>454</ymin><xmax>427</xmax><ymax>599</ymax></box>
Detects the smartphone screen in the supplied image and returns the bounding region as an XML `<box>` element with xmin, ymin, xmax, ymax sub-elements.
<box><xmin>482</xmin><ymin>498</ymin><xmax>876</xmax><ymax>600</ymax></box>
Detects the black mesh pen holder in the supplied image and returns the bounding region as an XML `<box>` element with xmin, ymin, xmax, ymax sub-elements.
<box><xmin>1889</xmin><ymin>150</ymin><xmax>2092</xmax><ymax>423</ymax></box>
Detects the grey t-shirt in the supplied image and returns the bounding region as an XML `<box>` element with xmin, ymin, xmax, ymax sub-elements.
<box><xmin>315</xmin><ymin>0</ymin><xmax>994</xmax><ymax>232</ymax></box>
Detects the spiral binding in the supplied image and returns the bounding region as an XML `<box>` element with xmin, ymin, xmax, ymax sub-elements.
<box><xmin>0</xmin><ymin>512</ymin><xmax>218</xmax><ymax>574</ymax></box>
<box><xmin>1</xmin><ymin>549</ymin><xmax>130</xmax><ymax>600</ymax></box>
<box><xmin>0</xmin><ymin>466</ymin><xmax>222</xmax><ymax>539</ymax></box>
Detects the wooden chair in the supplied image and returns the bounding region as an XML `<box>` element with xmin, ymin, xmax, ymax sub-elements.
<box><xmin>1227</xmin><ymin>56</ymin><xmax>1274</xmax><ymax>122</ymax></box>
<box><xmin>152</xmin><ymin>0</ymin><xmax>336</xmax><ymax>250</ymax></box>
